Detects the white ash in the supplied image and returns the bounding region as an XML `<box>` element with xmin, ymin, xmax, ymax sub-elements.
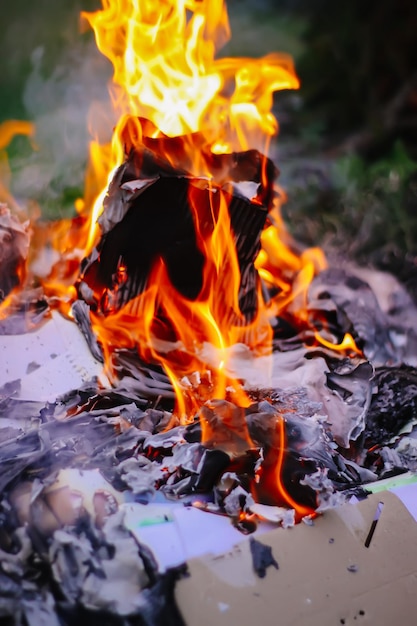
<box><xmin>49</xmin><ymin>511</ymin><xmax>150</xmax><ymax>615</ymax></box>
<box><xmin>395</xmin><ymin>435</ymin><xmax>417</xmax><ymax>470</ymax></box>
<box><xmin>21</xmin><ymin>590</ymin><xmax>60</xmax><ymax>626</ymax></box>
<box><xmin>116</xmin><ymin>457</ymin><xmax>160</xmax><ymax>496</ymax></box>
<box><xmin>223</xmin><ymin>485</ymin><xmax>255</xmax><ymax>517</ymax></box>
<box><xmin>223</xmin><ymin>343</ymin><xmax>374</xmax><ymax>448</ymax></box>
<box><xmin>340</xmin><ymin>459</ymin><xmax>377</xmax><ymax>484</ymax></box>
<box><xmin>169</xmin><ymin>442</ymin><xmax>205</xmax><ymax>474</ymax></box>
<box><xmin>300</xmin><ymin>469</ymin><xmax>348</xmax><ymax>513</ymax></box>
<box><xmin>376</xmin><ymin>446</ymin><xmax>405</xmax><ymax>475</ymax></box>
<box><xmin>0</xmin><ymin>528</ymin><xmax>32</xmax><ymax>578</ymax></box>
<box><xmin>143</xmin><ymin>425</ymin><xmax>186</xmax><ymax>450</ymax></box>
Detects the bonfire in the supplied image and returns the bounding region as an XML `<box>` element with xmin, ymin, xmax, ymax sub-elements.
<box><xmin>1</xmin><ymin>1</ymin><xmax>417</xmax><ymax>624</ymax></box>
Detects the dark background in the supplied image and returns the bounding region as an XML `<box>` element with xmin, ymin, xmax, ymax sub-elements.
<box><xmin>1</xmin><ymin>0</ymin><xmax>417</xmax><ymax>293</ymax></box>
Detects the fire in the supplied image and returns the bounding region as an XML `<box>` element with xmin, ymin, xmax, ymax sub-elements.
<box><xmin>81</xmin><ymin>0</ymin><xmax>299</xmax><ymax>244</ymax></box>
<box><xmin>89</xmin><ymin>172</ymin><xmax>270</xmax><ymax>419</ymax></box>
<box><xmin>256</xmin><ymin>222</ymin><xmax>328</xmax><ymax>322</ymax></box>
<box><xmin>76</xmin><ymin>0</ymin><xmax>334</xmax><ymax>515</ymax></box>
<box><xmin>80</xmin><ymin>0</ymin><xmax>325</xmax><ymax>400</ymax></box>
<box><xmin>0</xmin><ymin>120</ymin><xmax>35</xmax><ymax>213</ymax></box>
<box><xmin>255</xmin><ymin>413</ymin><xmax>316</xmax><ymax>521</ymax></box>
<box><xmin>0</xmin><ymin>0</ymin><xmax>358</xmax><ymax>517</ymax></box>
<box><xmin>81</xmin><ymin>0</ymin><xmax>297</xmax><ymax>146</ymax></box>
<box><xmin>314</xmin><ymin>331</ymin><xmax>361</xmax><ymax>354</ymax></box>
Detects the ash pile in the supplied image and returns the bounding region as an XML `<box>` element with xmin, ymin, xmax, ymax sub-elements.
<box><xmin>1</xmin><ymin>119</ymin><xmax>417</xmax><ymax>624</ymax></box>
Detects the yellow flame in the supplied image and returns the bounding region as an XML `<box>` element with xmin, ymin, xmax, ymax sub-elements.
<box><xmin>79</xmin><ymin>0</ymin><xmax>307</xmax><ymax>417</ymax></box>
<box><xmin>0</xmin><ymin>120</ymin><xmax>35</xmax><ymax>151</ymax></box>
<box><xmin>82</xmin><ymin>1</ymin><xmax>299</xmax><ymax>145</ymax></box>
<box><xmin>314</xmin><ymin>331</ymin><xmax>362</xmax><ymax>355</ymax></box>
<box><xmin>81</xmin><ymin>0</ymin><xmax>299</xmax><ymax>200</ymax></box>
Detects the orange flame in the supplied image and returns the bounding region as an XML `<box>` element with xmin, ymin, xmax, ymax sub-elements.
<box><xmin>82</xmin><ymin>0</ymin><xmax>298</xmax><ymax>148</ymax></box>
<box><xmin>255</xmin><ymin>414</ymin><xmax>316</xmax><ymax>521</ymax></box>
<box><xmin>256</xmin><ymin>220</ymin><xmax>328</xmax><ymax>323</ymax></box>
<box><xmin>0</xmin><ymin>120</ymin><xmax>35</xmax><ymax>213</ymax></box>
<box><xmin>77</xmin><ymin>0</ymin><xmax>309</xmax><ymax>414</ymax></box>
<box><xmin>1</xmin><ymin>1</ymin><xmax>342</xmax><ymax>515</ymax></box>
<box><xmin>314</xmin><ymin>331</ymin><xmax>362</xmax><ymax>355</ymax></box>
<box><xmin>77</xmin><ymin>1</ymin><xmax>336</xmax><ymax>520</ymax></box>
<box><xmin>81</xmin><ymin>0</ymin><xmax>299</xmax><ymax>246</ymax></box>
<box><xmin>90</xmin><ymin>188</ymin><xmax>270</xmax><ymax>420</ymax></box>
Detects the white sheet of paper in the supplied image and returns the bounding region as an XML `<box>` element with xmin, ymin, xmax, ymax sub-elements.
<box><xmin>391</xmin><ymin>483</ymin><xmax>417</xmax><ymax>522</ymax></box>
<box><xmin>0</xmin><ymin>312</ymin><xmax>104</xmax><ymax>401</ymax></box>
<box><xmin>122</xmin><ymin>501</ymin><xmax>272</xmax><ymax>572</ymax></box>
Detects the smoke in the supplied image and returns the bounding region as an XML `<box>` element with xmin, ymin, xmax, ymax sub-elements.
<box><xmin>10</xmin><ymin>21</ymin><xmax>114</xmax><ymax>217</ymax></box>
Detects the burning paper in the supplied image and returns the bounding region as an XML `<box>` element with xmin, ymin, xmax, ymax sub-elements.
<box><xmin>0</xmin><ymin>204</ymin><xmax>30</xmax><ymax>301</ymax></box>
<box><xmin>1</xmin><ymin>0</ymin><xmax>417</xmax><ymax>624</ymax></box>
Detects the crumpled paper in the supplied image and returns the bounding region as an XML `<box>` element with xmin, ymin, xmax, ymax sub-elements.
<box><xmin>0</xmin><ymin>203</ymin><xmax>30</xmax><ymax>299</ymax></box>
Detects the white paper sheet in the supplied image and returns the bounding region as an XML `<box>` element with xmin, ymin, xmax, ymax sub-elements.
<box><xmin>391</xmin><ymin>482</ymin><xmax>417</xmax><ymax>522</ymax></box>
<box><xmin>122</xmin><ymin>501</ymin><xmax>274</xmax><ymax>572</ymax></box>
<box><xmin>0</xmin><ymin>312</ymin><xmax>105</xmax><ymax>401</ymax></box>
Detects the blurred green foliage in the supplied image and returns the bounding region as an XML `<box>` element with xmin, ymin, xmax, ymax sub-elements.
<box><xmin>283</xmin><ymin>142</ymin><xmax>417</xmax><ymax>260</ymax></box>
<box><xmin>0</xmin><ymin>0</ymin><xmax>100</xmax><ymax>122</ymax></box>
<box><xmin>294</xmin><ymin>0</ymin><xmax>417</xmax><ymax>156</ymax></box>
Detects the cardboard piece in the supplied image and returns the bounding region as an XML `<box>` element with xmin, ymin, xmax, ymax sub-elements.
<box><xmin>175</xmin><ymin>490</ymin><xmax>417</xmax><ymax>626</ymax></box>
